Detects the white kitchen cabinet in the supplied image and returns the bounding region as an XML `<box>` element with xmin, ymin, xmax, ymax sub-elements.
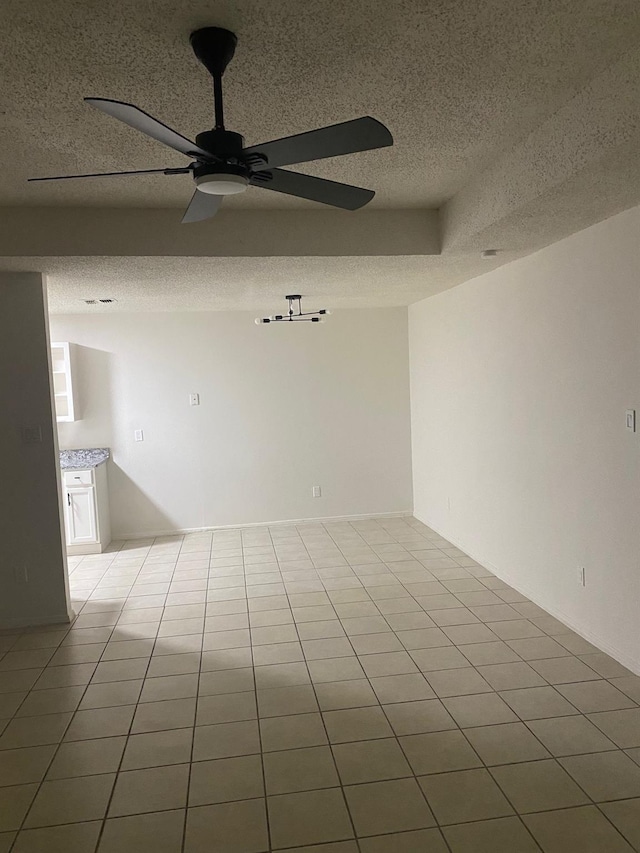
<box><xmin>66</xmin><ymin>487</ymin><xmax>96</xmax><ymax>544</ymax></box>
<box><xmin>51</xmin><ymin>341</ymin><xmax>77</xmax><ymax>422</ymax></box>
<box><xmin>63</xmin><ymin>463</ymin><xmax>111</xmax><ymax>555</ymax></box>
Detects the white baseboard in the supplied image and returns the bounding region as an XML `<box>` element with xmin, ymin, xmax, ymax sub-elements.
<box><xmin>413</xmin><ymin>512</ymin><xmax>640</xmax><ymax>677</ymax></box>
<box><xmin>114</xmin><ymin>510</ymin><xmax>413</xmax><ymax>541</ymax></box>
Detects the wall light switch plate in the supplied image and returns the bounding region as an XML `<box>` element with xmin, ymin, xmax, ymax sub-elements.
<box><xmin>189</xmin><ymin>393</ymin><xmax>200</xmax><ymax>406</ymax></box>
<box><xmin>577</xmin><ymin>566</ymin><xmax>586</xmax><ymax>587</ymax></box>
<box><xmin>625</xmin><ymin>409</ymin><xmax>636</xmax><ymax>432</ymax></box>
<box><xmin>134</xmin><ymin>429</ymin><xmax>144</xmax><ymax>442</ymax></box>
<box><xmin>312</xmin><ymin>486</ymin><xmax>322</xmax><ymax>498</ymax></box>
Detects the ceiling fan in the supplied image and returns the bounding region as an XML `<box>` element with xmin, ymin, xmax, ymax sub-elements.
<box><xmin>28</xmin><ymin>27</ymin><xmax>393</xmax><ymax>223</ymax></box>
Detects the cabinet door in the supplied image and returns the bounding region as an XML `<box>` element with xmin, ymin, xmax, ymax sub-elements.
<box><xmin>66</xmin><ymin>487</ymin><xmax>98</xmax><ymax>544</ymax></box>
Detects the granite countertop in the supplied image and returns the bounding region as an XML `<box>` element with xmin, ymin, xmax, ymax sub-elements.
<box><xmin>60</xmin><ymin>448</ymin><xmax>110</xmax><ymax>470</ymax></box>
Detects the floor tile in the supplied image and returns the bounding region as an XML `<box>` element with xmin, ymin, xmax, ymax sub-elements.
<box><xmin>400</xmin><ymin>730</ymin><xmax>482</xmax><ymax>774</ymax></box>
<box><xmin>189</xmin><ymin>754</ymin><xmax>263</xmax><ymax>805</ymax></box>
<box><xmin>610</xmin><ymin>676</ymin><xmax>640</xmax><ymax>703</ymax></box>
<box><xmin>528</xmin><ymin>657</ymin><xmax>601</xmax><ymax>684</ymax></box>
<box><xmin>443</xmin><ymin>816</ymin><xmax>540</xmax><ymax>852</ymax></box>
<box><xmin>507</xmin><ymin>636</ymin><xmax>572</xmax><ymax>660</ymax></box>
<box><xmin>323</xmin><ymin>707</ymin><xmax>393</xmax><ymax>743</ymax></box>
<box><xmin>557</xmin><ymin>680</ymin><xmax>638</xmax><ymax>713</ymax></box>
<box><xmin>17</xmin><ymin>686</ymin><xmax>85</xmax><ymax>717</ymax></box>
<box><xmin>260</xmin><ymin>712</ymin><xmax>328</xmax><ymax>751</ymax></box>
<box><xmin>345</xmin><ymin>777</ymin><xmax>435</xmax><ymax>836</ymax></box>
<box><xmin>109</xmin><ymin>763</ymin><xmax>189</xmax><ymax>816</ymax></box>
<box><xmin>131</xmin><ymin>697</ymin><xmax>196</xmax><ymax>733</ymax></box>
<box><xmin>79</xmin><ymin>680</ymin><xmax>143</xmax><ymax>709</ymax></box>
<box><xmin>477</xmin><ymin>662</ymin><xmax>546</xmax><ymax>690</ymax></box>
<box><xmin>308</xmin><ymin>658</ymin><xmax>365</xmax><ymax>683</ymax></box>
<box><xmin>588</xmin><ymin>708</ymin><xmax>640</xmax><ymax>748</ymax></box>
<box><xmin>410</xmin><ymin>646</ymin><xmax>469</xmax><ymax>671</ymax></box>
<box><xmin>333</xmin><ymin>737</ymin><xmax>412</xmax><ymax>784</ymax></box>
<box><xmin>490</xmin><ymin>759</ymin><xmax>590</xmax><ymax>812</ymax></box>
<box><xmin>443</xmin><ymin>692</ymin><xmax>518</xmax><ymax>727</ymax></box>
<box><xmin>0</xmin><ymin>745</ymin><xmax>56</xmax><ymax>786</ymax></box>
<box><xmin>559</xmin><ymin>750</ymin><xmax>640</xmax><ymax>801</ymax></box>
<box><xmin>197</xmin><ymin>691</ymin><xmax>257</xmax><ymax>725</ymax></box>
<box><xmin>65</xmin><ymin>705</ymin><xmax>135</xmax><ymax>740</ymax></box>
<box><xmin>24</xmin><ymin>773</ymin><xmax>115</xmax><ymax>827</ymax></box>
<box><xmin>140</xmin><ymin>674</ymin><xmax>198</xmax><ymax>703</ymax></box>
<box><xmin>524</xmin><ymin>805</ymin><xmax>634</xmax><ymax>852</ymax></box>
<box><xmin>0</xmin><ymin>784</ymin><xmax>38</xmax><ymax>831</ymax></box>
<box><xmin>499</xmin><ymin>685</ymin><xmax>579</xmax><ymax>720</ymax></box>
<box><xmin>383</xmin><ymin>699</ymin><xmax>457</xmax><ymax>735</ymax></box>
<box><xmin>269</xmin><ymin>787</ymin><xmax>353</xmax><ymax>848</ymax></box>
<box><xmin>98</xmin><ymin>809</ymin><xmax>185</xmax><ymax>853</ymax></box>
<box><xmin>315</xmin><ymin>679</ymin><xmax>378</xmax><ymax>711</ymax></box>
<box><xmin>369</xmin><ymin>673</ymin><xmax>434</xmax><ymax>703</ymax></box>
<box><xmin>185</xmin><ymin>798</ymin><xmax>269</xmax><ymax>853</ymax></box>
<box><xmin>358</xmin><ymin>829</ymin><xmax>448</xmax><ymax>852</ymax></box>
<box><xmin>527</xmin><ymin>714</ymin><xmax>617</xmax><ymax>756</ymax></box>
<box><xmin>199</xmin><ymin>667</ymin><xmax>254</xmax><ymax>697</ymax></box>
<box><xmin>257</xmin><ymin>684</ymin><xmax>318</xmax><ymax>717</ymax></box>
<box><xmin>121</xmin><ymin>727</ymin><xmax>193</xmax><ymax>770</ymax></box>
<box><xmin>13</xmin><ymin>821</ymin><xmax>102</xmax><ymax>852</ymax></box>
<box><xmin>464</xmin><ymin>722</ymin><xmax>550</xmax><ymax>765</ymax></box>
<box><xmin>193</xmin><ymin>720</ymin><xmax>260</xmax><ymax>760</ymax></box>
<box><xmin>600</xmin><ymin>799</ymin><xmax>640</xmax><ymax>851</ymax></box>
<box><xmin>424</xmin><ymin>667</ymin><xmax>492</xmax><ymax>697</ymax></box>
<box><xmin>91</xmin><ymin>658</ymin><xmax>148</xmax><ymax>683</ymax></box>
<box><xmin>578</xmin><ymin>653</ymin><xmax>634</xmax><ymax>679</ymax></box>
<box><xmin>263</xmin><ymin>745</ymin><xmax>339</xmax><ymax>794</ymax></box>
<box><xmin>47</xmin><ymin>736</ymin><xmax>126</xmax><ymax>778</ymax></box>
<box><xmin>0</xmin><ymin>713</ymin><xmax>72</xmax><ymax>750</ymax></box>
<box><xmin>419</xmin><ymin>767</ymin><xmax>513</xmax><ymax>824</ymax></box>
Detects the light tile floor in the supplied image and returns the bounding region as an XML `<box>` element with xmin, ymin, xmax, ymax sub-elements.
<box><xmin>1</xmin><ymin>516</ymin><xmax>639</xmax><ymax>852</ymax></box>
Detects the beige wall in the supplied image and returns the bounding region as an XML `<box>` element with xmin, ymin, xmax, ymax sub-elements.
<box><xmin>0</xmin><ymin>273</ymin><xmax>71</xmax><ymax>628</ymax></box>
<box><xmin>50</xmin><ymin>308</ymin><xmax>413</xmax><ymax>537</ymax></box>
<box><xmin>409</xmin><ymin>205</ymin><xmax>640</xmax><ymax>673</ymax></box>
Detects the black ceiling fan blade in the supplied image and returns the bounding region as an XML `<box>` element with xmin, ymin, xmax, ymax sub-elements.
<box><xmin>250</xmin><ymin>168</ymin><xmax>374</xmax><ymax>210</ymax></box>
<box><xmin>244</xmin><ymin>117</ymin><xmax>392</xmax><ymax>169</ymax></box>
<box><xmin>181</xmin><ymin>190</ymin><xmax>224</xmax><ymax>223</ymax></box>
<box><xmin>28</xmin><ymin>167</ymin><xmax>191</xmax><ymax>182</ymax></box>
<box><xmin>85</xmin><ymin>98</ymin><xmax>213</xmax><ymax>160</ymax></box>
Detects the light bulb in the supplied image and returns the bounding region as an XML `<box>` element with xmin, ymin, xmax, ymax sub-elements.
<box><xmin>318</xmin><ymin>309</ymin><xmax>331</xmax><ymax>315</ymax></box>
<box><xmin>254</xmin><ymin>318</ymin><xmax>262</xmax><ymax>325</ymax></box>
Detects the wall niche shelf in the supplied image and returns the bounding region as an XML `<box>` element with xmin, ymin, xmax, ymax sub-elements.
<box><xmin>51</xmin><ymin>342</ymin><xmax>77</xmax><ymax>422</ymax></box>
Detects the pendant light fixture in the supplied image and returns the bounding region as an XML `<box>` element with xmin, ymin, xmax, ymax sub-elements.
<box><xmin>255</xmin><ymin>295</ymin><xmax>331</xmax><ymax>324</ymax></box>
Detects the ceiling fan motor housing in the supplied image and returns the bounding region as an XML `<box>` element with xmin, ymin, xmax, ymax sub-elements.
<box><xmin>193</xmin><ymin>130</ymin><xmax>250</xmax><ymax>194</ymax></box>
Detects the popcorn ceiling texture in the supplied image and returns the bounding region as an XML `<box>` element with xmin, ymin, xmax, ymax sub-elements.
<box><xmin>1</xmin><ymin>0</ymin><xmax>639</xmax><ymax>310</ymax></box>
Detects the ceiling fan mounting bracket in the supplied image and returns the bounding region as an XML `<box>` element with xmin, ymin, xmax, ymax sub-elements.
<box><xmin>190</xmin><ymin>28</ymin><xmax>238</xmax><ymax>78</ymax></box>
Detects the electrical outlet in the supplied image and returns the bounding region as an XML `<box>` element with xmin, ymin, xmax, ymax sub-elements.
<box><xmin>577</xmin><ymin>566</ymin><xmax>586</xmax><ymax>587</ymax></box>
<box><xmin>134</xmin><ymin>429</ymin><xmax>144</xmax><ymax>442</ymax></box>
<box><xmin>312</xmin><ymin>486</ymin><xmax>322</xmax><ymax>498</ymax></box>
<box><xmin>189</xmin><ymin>393</ymin><xmax>200</xmax><ymax>406</ymax></box>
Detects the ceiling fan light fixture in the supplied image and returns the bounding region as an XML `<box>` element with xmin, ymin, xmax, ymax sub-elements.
<box><xmin>195</xmin><ymin>172</ymin><xmax>249</xmax><ymax>195</ymax></box>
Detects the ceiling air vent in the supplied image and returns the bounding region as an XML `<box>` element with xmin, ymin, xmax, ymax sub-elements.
<box><xmin>84</xmin><ymin>299</ymin><xmax>97</xmax><ymax>304</ymax></box>
<box><xmin>98</xmin><ymin>298</ymin><xmax>117</xmax><ymax>303</ymax></box>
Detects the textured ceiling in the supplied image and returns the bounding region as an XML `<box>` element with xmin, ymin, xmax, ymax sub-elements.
<box><xmin>1</xmin><ymin>0</ymin><xmax>640</xmax><ymax>311</ymax></box>
<box><xmin>6</xmin><ymin>255</ymin><xmax>518</xmax><ymax>313</ymax></box>
<box><xmin>1</xmin><ymin>0</ymin><xmax>638</xmax><ymax>209</ymax></box>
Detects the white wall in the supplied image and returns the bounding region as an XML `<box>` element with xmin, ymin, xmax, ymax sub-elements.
<box><xmin>409</xmin><ymin>206</ymin><xmax>640</xmax><ymax>672</ymax></box>
<box><xmin>50</xmin><ymin>308</ymin><xmax>412</xmax><ymax>537</ymax></box>
<box><xmin>0</xmin><ymin>273</ymin><xmax>71</xmax><ymax>628</ymax></box>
